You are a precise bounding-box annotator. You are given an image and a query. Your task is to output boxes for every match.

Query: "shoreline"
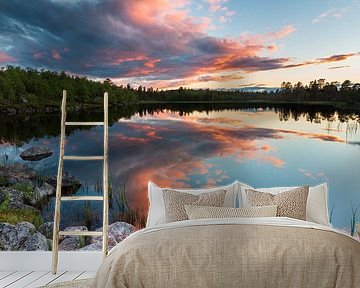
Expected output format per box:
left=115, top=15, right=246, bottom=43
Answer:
left=1, top=100, right=360, bottom=115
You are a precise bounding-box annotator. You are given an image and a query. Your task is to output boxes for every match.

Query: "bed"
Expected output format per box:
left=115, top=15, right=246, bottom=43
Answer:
left=92, top=182, right=360, bottom=288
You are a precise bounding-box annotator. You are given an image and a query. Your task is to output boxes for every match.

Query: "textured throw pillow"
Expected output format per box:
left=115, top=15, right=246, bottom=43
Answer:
left=146, top=181, right=239, bottom=228
left=162, top=189, right=226, bottom=223
left=245, top=186, right=309, bottom=220
left=184, top=205, right=278, bottom=220
left=237, top=182, right=331, bottom=226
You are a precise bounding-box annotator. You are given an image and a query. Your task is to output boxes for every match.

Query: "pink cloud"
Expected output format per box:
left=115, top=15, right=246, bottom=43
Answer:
left=51, top=49, right=61, bottom=60
left=266, top=25, right=296, bottom=39
left=0, top=51, right=15, bottom=63
left=33, top=52, right=44, bottom=59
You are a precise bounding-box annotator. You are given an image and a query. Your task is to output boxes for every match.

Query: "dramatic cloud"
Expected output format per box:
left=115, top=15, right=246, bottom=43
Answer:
left=313, top=7, right=349, bottom=23
left=284, top=52, right=360, bottom=68
left=0, top=0, right=357, bottom=88
left=0, top=0, right=297, bottom=87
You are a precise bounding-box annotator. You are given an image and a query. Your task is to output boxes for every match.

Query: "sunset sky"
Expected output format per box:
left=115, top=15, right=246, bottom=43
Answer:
left=0, top=0, right=359, bottom=89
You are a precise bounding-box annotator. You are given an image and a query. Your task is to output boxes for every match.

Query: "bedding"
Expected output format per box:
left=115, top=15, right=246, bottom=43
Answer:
left=238, top=182, right=330, bottom=226
left=245, top=186, right=309, bottom=220
left=146, top=181, right=239, bottom=227
left=162, top=189, right=226, bottom=222
left=184, top=205, right=278, bottom=219
left=93, top=218, right=360, bottom=288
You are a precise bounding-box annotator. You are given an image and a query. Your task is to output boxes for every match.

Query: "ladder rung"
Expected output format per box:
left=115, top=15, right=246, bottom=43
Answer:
left=61, top=196, right=104, bottom=201
left=65, top=122, right=104, bottom=126
left=59, top=231, right=103, bottom=237
left=63, top=156, right=104, bottom=160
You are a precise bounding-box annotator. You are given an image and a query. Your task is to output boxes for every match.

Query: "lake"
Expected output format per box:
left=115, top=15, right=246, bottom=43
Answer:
left=1, top=103, right=359, bottom=231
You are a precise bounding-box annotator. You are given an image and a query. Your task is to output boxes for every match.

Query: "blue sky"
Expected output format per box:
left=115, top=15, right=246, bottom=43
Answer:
left=0, top=0, right=359, bottom=89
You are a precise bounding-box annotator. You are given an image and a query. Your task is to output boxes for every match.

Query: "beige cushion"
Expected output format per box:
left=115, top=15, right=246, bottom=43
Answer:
left=146, top=181, right=239, bottom=228
left=245, top=186, right=309, bottom=220
left=162, top=189, right=226, bottom=223
left=184, top=205, right=278, bottom=219
left=238, top=182, right=330, bottom=226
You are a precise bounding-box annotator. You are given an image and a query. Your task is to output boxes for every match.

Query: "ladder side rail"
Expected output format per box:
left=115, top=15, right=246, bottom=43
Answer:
left=52, top=90, right=67, bottom=274
left=102, top=92, right=109, bottom=258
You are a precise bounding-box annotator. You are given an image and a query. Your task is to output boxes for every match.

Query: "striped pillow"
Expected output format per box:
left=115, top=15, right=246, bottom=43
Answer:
left=185, top=205, right=278, bottom=219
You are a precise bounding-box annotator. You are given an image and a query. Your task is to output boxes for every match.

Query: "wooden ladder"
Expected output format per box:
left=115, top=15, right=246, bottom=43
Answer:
left=52, top=90, right=109, bottom=274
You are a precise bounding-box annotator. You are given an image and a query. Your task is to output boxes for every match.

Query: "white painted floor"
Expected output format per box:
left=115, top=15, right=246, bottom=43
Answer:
left=0, top=270, right=96, bottom=288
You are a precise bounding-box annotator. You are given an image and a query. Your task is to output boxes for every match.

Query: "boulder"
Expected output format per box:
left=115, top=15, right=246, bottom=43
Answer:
left=0, top=222, right=19, bottom=250
left=85, top=222, right=135, bottom=251
left=29, top=182, right=55, bottom=205
left=20, top=146, right=53, bottom=161
left=0, top=222, right=35, bottom=250
left=20, top=232, right=49, bottom=251
left=38, top=222, right=54, bottom=239
left=58, top=225, right=88, bottom=251
left=46, top=172, right=81, bottom=194
left=16, top=222, right=36, bottom=245
left=58, top=236, right=83, bottom=251
left=108, top=222, right=135, bottom=242
left=63, top=225, right=88, bottom=234
left=0, top=163, right=36, bottom=184
left=8, top=200, right=40, bottom=212
left=79, top=242, right=103, bottom=251
left=0, top=187, right=39, bottom=212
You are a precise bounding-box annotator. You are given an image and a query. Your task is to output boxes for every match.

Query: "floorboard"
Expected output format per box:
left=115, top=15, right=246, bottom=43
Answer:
left=75, top=271, right=96, bottom=280
left=0, top=271, right=96, bottom=287
left=6, top=271, right=48, bottom=288
left=0, top=272, right=16, bottom=281
left=23, top=271, right=66, bottom=288
left=0, top=271, right=32, bottom=288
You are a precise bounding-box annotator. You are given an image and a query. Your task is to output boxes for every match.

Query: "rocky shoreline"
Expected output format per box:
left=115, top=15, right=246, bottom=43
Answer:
left=0, top=221, right=135, bottom=251
left=0, top=161, right=135, bottom=251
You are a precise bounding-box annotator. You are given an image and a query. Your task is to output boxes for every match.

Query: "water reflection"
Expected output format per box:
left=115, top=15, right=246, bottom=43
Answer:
left=0, top=103, right=359, bottom=230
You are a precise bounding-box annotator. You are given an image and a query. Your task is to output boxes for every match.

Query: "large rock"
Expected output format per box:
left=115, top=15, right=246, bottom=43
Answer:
left=29, top=182, right=55, bottom=205
left=58, top=236, right=83, bottom=251
left=63, top=225, right=88, bottom=234
left=0, top=187, right=39, bottom=212
left=84, top=222, right=135, bottom=251
left=58, top=225, right=88, bottom=251
left=0, top=223, right=19, bottom=250
left=16, top=222, right=36, bottom=245
left=20, top=146, right=53, bottom=161
left=20, top=232, right=49, bottom=251
left=0, top=222, right=35, bottom=250
left=79, top=242, right=103, bottom=251
left=38, top=222, right=54, bottom=239
left=0, top=163, right=36, bottom=184
left=46, top=172, right=81, bottom=194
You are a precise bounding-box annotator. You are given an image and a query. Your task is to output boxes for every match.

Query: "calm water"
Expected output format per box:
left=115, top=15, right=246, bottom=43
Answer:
left=1, top=103, right=359, bottom=230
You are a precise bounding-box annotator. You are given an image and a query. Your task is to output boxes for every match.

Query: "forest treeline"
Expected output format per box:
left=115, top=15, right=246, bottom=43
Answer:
left=0, top=66, right=359, bottom=108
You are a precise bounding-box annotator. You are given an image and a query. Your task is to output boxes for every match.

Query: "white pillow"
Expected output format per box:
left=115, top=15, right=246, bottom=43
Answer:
left=146, top=181, right=239, bottom=228
left=238, top=181, right=330, bottom=227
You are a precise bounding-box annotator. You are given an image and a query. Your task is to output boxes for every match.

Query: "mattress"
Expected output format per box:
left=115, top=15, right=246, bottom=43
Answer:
left=92, top=217, right=360, bottom=288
